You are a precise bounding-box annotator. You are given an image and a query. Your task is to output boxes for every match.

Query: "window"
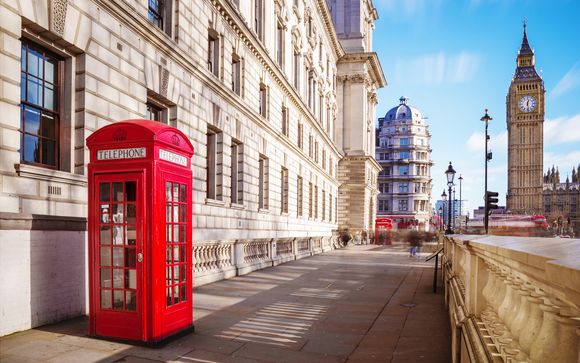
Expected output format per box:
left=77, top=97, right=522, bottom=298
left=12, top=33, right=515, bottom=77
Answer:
left=400, top=138, right=409, bottom=146
left=259, top=83, right=267, bottom=117
left=297, top=122, right=303, bottom=148
left=399, top=151, right=409, bottom=159
left=322, top=190, right=326, bottom=221
left=399, top=165, right=409, bottom=175
left=335, top=196, right=338, bottom=222
left=322, top=149, right=326, bottom=170
left=318, top=94, right=324, bottom=123
left=308, top=182, right=313, bottom=218
left=281, top=106, right=289, bottom=137
left=297, top=176, right=303, bottom=217
left=328, top=193, right=332, bottom=222
left=307, top=71, right=314, bottom=109
left=208, top=30, right=220, bottom=77
left=314, top=141, right=319, bottom=163
left=165, top=181, right=187, bottom=306
left=254, top=0, right=264, bottom=41
left=206, top=127, right=223, bottom=200
left=146, top=102, right=163, bottom=122
left=399, top=183, right=408, bottom=193
left=314, top=185, right=318, bottom=219
left=231, top=140, right=243, bottom=204
left=258, top=154, right=269, bottom=209
left=281, top=168, right=288, bottom=213
left=232, top=53, right=241, bottom=95
left=293, top=52, right=300, bottom=90
left=148, top=0, right=172, bottom=36
left=20, top=42, right=62, bottom=168
left=398, top=199, right=408, bottom=211
left=276, top=22, right=285, bottom=68
left=308, top=134, right=313, bottom=158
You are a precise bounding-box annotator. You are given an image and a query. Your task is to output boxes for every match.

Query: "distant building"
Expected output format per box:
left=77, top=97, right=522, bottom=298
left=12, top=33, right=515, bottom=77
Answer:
left=376, top=97, right=433, bottom=231
left=542, top=166, right=580, bottom=235
left=436, top=199, right=467, bottom=225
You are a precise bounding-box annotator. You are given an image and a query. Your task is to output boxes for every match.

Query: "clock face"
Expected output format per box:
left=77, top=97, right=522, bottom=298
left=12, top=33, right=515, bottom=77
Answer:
left=518, top=95, right=537, bottom=113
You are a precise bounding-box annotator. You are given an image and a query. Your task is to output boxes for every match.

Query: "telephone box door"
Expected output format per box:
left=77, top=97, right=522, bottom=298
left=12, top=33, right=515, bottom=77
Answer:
left=93, top=173, right=144, bottom=340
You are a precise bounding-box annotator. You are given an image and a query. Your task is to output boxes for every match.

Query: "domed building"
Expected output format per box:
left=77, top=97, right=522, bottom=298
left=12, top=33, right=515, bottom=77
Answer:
left=376, top=97, right=433, bottom=231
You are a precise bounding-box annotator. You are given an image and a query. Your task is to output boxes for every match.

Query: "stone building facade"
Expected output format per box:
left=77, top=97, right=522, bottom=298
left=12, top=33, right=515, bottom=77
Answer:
left=0, top=0, right=384, bottom=336
left=542, top=166, right=580, bottom=235
left=506, top=24, right=545, bottom=215
left=376, top=97, right=432, bottom=231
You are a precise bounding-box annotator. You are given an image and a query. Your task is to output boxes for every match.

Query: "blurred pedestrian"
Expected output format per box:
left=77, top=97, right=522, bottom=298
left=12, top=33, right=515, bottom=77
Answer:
left=408, top=230, right=422, bottom=258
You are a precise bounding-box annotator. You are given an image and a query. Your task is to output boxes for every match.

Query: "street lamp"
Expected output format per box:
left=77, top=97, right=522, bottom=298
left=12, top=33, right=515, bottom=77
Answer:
left=445, top=162, right=456, bottom=234
left=481, top=109, right=493, bottom=234
left=438, top=206, right=443, bottom=231
left=441, top=189, right=447, bottom=232
left=458, top=175, right=463, bottom=232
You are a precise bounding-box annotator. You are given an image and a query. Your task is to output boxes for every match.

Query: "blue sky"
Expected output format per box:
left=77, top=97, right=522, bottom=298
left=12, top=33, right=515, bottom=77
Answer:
left=373, top=0, right=580, bottom=216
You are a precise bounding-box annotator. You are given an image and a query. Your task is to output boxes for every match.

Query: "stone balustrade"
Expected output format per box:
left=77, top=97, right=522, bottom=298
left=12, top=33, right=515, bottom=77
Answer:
left=442, top=235, right=580, bottom=363
left=193, top=237, right=336, bottom=286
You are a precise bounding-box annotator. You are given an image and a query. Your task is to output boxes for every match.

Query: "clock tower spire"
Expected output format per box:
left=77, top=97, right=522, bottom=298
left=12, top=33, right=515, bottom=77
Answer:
left=506, top=22, right=545, bottom=215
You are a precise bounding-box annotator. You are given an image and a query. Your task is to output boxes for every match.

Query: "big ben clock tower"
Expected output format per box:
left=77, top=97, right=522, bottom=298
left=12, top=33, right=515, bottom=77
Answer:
left=506, top=22, right=545, bottom=215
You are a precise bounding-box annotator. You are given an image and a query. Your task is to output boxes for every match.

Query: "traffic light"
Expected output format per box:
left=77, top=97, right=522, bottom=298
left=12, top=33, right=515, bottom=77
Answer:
left=486, top=191, right=499, bottom=211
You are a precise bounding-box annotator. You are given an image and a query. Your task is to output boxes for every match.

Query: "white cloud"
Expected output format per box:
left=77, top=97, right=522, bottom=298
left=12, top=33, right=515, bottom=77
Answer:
left=544, top=150, right=580, bottom=177
left=551, top=63, right=580, bottom=99
left=466, top=130, right=507, bottom=154
left=395, top=52, right=480, bottom=85
left=544, top=114, right=580, bottom=145
left=380, top=0, right=443, bottom=18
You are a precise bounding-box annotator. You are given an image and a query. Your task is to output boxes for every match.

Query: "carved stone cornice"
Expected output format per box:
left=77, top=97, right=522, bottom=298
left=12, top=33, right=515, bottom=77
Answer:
left=338, top=52, right=387, bottom=87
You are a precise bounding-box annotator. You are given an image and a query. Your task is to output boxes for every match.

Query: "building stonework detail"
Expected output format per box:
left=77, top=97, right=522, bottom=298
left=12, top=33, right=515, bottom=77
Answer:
left=0, top=0, right=385, bottom=335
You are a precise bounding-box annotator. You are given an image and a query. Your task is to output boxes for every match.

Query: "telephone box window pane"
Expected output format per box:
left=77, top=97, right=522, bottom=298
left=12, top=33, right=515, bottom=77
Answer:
left=125, top=270, right=136, bottom=289
left=173, top=184, right=179, bottom=200
left=100, top=247, right=111, bottom=266
left=126, top=181, right=136, bottom=201
left=166, top=246, right=172, bottom=263
left=173, top=286, right=180, bottom=303
left=180, top=285, right=186, bottom=301
left=126, top=204, right=136, bottom=225
left=173, top=225, right=180, bottom=242
left=125, top=248, right=136, bottom=268
left=179, top=184, right=186, bottom=202
left=113, top=182, right=123, bottom=202
left=166, top=225, right=171, bottom=242
left=113, top=290, right=124, bottom=310
left=166, top=287, right=172, bottom=306
left=166, top=182, right=172, bottom=200
left=173, top=246, right=180, bottom=262
left=179, top=225, right=186, bottom=243
left=180, top=245, right=186, bottom=262
left=23, top=135, right=39, bottom=163
left=112, top=225, right=123, bottom=245
left=101, top=204, right=111, bottom=223
left=172, top=205, right=179, bottom=223
left=125, top=291, right=136, bottom=311
left=112, top=248, right=123, bottom=267
left=100, top=268, right=111, bottom=288
left=101, top=290, right=112, bottom=309
left=100, top=226, right=111, bottom=244
left=180, top=264, right=186, bottom=282
left=113, top=269, right=124, bottom=288
left=100, top=183, right=110, bottom=202
left=179, top=205, right=186, bottom=222
left=127, top=225, right=136, bottom=245
left=113, top=204, right=124, bottom=223
left=173, top=266, right=180, bottom=284
left=166, top=204, right=172, bottom=222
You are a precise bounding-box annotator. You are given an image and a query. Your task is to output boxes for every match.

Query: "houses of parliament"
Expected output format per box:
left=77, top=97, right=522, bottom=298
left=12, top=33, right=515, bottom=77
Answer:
left=506, top=23, right=579, bottom=235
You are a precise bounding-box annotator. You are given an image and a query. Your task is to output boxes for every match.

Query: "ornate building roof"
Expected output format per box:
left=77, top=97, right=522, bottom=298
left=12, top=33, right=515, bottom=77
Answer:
left=384, top=97, right=423, bottom=122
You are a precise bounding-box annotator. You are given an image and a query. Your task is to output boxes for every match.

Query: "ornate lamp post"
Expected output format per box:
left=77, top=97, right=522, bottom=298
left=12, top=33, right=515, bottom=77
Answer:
left=458, top=175, right=463, bottom=231
left=445, top=162, right=456, bottom=234
left=481, top=109, right=493, bottom=234
left=441, top=190, right=447, bottom=232
left=438, top=206, right=443, bottom=231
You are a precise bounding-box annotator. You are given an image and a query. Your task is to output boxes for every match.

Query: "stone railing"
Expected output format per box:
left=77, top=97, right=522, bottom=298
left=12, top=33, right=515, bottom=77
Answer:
left=442, top=235, right=580, bottom=363
left=193, top=237, right=335, bottom=286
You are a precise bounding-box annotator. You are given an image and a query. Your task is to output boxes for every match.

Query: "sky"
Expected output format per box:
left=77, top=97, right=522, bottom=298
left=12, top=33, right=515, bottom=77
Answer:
left=372, top=0, right=580, bottom=217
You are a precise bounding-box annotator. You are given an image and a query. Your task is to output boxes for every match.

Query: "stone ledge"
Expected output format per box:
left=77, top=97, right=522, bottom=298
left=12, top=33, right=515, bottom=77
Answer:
left=0, top=212, right=87, bottom=231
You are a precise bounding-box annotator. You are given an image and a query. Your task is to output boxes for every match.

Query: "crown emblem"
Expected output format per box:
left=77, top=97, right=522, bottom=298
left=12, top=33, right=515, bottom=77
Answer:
left=171, top=134, right=180, bottom=146
left=113, top=129, right=127, bottom=141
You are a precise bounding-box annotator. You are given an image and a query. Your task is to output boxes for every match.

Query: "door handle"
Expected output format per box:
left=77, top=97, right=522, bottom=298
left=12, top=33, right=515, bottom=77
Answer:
left=137, top=253, right=143, bottom=263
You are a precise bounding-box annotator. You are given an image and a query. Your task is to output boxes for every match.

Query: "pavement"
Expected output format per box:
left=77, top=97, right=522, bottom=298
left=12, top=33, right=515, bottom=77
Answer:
left=0, top=244, right=451, bottom=363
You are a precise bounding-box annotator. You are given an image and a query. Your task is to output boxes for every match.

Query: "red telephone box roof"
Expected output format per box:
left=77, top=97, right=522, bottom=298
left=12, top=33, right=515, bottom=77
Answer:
left=87, top=120, right=194, bottom=156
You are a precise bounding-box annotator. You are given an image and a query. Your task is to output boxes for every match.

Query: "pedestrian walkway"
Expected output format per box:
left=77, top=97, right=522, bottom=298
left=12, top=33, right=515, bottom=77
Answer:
left=0, top=245, right=451, bottom=363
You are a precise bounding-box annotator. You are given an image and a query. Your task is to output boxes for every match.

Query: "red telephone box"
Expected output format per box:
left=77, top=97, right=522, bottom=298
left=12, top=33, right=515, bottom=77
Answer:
left=87, top=120, right=194, bottom=344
